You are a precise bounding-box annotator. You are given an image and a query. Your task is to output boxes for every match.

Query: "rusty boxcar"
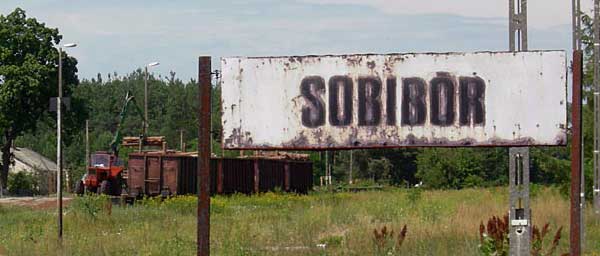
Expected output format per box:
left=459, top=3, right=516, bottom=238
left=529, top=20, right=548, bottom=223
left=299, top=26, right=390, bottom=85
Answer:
left=125, top=151, right=313, bottom=197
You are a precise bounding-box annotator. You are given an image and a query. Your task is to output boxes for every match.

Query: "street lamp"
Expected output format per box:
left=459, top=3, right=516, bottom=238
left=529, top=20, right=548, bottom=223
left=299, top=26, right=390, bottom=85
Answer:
left=57, top=42, right=76, bottom=241
left=144, top=61, right=159, bottom=134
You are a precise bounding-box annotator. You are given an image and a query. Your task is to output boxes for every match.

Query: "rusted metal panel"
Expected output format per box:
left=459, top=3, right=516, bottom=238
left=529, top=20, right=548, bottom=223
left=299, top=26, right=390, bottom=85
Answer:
left=126, top=152, right=313, bottom=195
left=258, top=160, right=285, bottom=192
left=147, top=156, right=161, bottom=194
left=253, top=159, right=260, bottom=193
left=127, top=156, right=145, bottom=195
left=284, top=163, right=291, bottom=191
left=221, top=51, right=567, bottom=149
left=288, top=161, right=313, bottom=194
left=217, top=160, right=223, bottom=194
left=221, top=158, right=255, bottom=194
left=162, top=157, right=179, bottom=194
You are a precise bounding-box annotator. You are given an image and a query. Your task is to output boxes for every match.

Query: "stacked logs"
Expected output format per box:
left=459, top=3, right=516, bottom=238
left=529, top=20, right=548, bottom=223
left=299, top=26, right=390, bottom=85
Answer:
left=122, top=136, right=165, bottom=147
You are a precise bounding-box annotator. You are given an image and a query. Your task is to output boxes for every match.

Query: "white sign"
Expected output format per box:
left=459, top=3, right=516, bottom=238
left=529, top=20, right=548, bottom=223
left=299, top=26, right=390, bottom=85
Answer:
left=221, top=51, right=567, bottom=149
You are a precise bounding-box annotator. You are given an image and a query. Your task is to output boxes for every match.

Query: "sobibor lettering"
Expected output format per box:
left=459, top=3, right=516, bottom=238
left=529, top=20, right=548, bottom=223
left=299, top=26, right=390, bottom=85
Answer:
left=300, top=73, right=485, bottom=128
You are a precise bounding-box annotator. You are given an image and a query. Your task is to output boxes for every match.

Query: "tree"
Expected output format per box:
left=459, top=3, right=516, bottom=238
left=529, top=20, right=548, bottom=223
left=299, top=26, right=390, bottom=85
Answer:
left=367, top=157, right=392, bottom=183
left=0, top=8, right=79, bottom=192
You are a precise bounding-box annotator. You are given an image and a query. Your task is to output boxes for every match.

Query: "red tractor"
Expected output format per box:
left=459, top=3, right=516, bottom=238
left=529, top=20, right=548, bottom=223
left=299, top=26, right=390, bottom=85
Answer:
left=77, top=152, right=125, bottom=195
left=75, top=91, right=145, bottom=196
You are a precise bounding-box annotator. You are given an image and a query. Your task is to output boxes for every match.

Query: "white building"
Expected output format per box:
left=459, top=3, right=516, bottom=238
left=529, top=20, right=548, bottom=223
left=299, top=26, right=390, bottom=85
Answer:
left=1, top=147, right=57, bottom=195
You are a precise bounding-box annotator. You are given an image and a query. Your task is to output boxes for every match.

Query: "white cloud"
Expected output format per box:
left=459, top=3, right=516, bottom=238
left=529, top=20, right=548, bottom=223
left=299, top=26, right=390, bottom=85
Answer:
left=299, top=0, right=593, bottom=29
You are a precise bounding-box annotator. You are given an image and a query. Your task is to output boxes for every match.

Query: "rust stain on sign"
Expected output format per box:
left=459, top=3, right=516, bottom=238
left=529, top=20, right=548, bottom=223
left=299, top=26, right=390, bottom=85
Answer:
left=221, top=51, right=567, bottom=150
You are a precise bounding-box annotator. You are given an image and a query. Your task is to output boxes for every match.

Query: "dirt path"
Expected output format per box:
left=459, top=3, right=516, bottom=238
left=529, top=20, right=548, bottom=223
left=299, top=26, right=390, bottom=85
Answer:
left=0, top=196, right=72, bottom=210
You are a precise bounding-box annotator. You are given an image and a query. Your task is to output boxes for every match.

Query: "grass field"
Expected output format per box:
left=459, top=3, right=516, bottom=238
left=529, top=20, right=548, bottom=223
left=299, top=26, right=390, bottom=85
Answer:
left=0, top=187, right=599, bottom=255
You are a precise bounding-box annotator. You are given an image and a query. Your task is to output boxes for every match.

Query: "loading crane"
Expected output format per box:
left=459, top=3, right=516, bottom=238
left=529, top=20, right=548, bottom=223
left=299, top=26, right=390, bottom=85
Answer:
left=75, top=91, right=146, bottom=195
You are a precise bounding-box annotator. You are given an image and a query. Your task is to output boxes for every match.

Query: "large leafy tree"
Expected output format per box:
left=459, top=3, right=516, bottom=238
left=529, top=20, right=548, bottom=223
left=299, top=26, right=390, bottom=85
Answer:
left=0, top=8, right=78, bottom=191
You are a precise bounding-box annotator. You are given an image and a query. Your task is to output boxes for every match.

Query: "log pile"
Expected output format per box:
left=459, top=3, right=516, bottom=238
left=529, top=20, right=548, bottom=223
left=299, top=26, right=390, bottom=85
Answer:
left=122, top=136, right=165, bottom=147
left=245, top=151, right=310, bottom=161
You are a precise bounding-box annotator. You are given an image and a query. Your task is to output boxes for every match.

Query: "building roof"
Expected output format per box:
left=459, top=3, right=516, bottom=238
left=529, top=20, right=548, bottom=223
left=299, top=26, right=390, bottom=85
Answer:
left=1, top=147, right=57, bottom=172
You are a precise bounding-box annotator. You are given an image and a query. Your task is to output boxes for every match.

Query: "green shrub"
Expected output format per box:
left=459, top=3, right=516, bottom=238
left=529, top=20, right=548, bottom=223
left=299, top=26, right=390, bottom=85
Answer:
left=7, top=172, right=38, bottom=196
left=406, top=188, right=422, bottom=205
left=70, top=194, right=111, bottom=218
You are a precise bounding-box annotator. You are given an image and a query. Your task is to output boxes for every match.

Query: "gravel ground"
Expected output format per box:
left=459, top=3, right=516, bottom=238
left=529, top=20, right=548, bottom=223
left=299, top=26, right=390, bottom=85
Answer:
left=0, top=196, right=72, bottom=209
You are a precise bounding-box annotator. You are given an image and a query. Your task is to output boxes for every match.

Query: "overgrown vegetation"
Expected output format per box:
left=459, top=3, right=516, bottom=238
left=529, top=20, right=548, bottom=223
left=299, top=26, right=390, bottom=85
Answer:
left=372, top=225, right=407, bottom=255
left=0, top=187, right=599, bottom=255
left=7, top=172, right=37, bottom=196
left=478, top=214, right=566, bottom=256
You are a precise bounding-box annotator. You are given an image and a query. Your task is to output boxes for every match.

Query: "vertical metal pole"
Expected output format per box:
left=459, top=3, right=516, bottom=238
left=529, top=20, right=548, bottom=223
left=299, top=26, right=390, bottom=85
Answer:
left=325, top=151, right=328, bottom=186
left=509, top=0, right=527, bottom=52
left=197, top=56, right=211, bottom=256
left=573, top=0, right=582, bottom=51
left=571, top=1, right=584, bottom=254
left=571, top=50, right=583, bottom=256
left=509, top=0, right=515, bottom=51
left=575, top=0, right=585, bottom=249
left=180, top=129, right=184, bottom=151
left=520, top=0, right=527, bottom=51
left=349, top=150, right=353, bottom=184
left=85, top=120, right=89, bottom=169
left=509, top=148, right=531, bottom=255
left=593, top=0, right=600, bottom=216
left=144, top=66, right=149, bottom=135
left=57, top=48, right=63, bottom=241
left=508, top=1, right=531, bottom=255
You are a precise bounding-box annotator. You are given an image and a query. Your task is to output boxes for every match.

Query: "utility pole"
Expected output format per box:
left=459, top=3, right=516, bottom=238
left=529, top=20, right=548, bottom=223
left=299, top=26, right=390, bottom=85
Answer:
left=508, top=1, right=530, bottom=255
left=593, top=0, right=600, bottom=216
left=57, top=46, right=62, bottom=241
left=56, top=43, right=76, bottom=241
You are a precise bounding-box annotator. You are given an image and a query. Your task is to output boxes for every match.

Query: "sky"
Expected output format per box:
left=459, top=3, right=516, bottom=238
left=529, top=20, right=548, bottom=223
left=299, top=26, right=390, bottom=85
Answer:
left=0, top=0, right=590, bottom=82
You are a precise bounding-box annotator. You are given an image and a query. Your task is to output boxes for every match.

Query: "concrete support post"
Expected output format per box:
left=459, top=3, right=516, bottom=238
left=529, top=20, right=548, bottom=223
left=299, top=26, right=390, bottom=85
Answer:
left=509, top=147, right=531, bottom=256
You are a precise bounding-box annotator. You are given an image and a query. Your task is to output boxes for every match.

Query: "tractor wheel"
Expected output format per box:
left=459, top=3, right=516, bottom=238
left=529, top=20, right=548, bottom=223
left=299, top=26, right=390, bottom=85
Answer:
left=84, top=185, right=96, bottom=194
left=112, top=174, right=124, bottom=195
left=99, top=180, right=111, bottom=195
left=75, top=180, right=84, bottom=196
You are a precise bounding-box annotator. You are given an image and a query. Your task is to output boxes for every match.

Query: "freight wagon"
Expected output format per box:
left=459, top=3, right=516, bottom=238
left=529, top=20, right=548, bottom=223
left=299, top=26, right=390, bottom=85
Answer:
left=125, top=151, right=313, bottom=197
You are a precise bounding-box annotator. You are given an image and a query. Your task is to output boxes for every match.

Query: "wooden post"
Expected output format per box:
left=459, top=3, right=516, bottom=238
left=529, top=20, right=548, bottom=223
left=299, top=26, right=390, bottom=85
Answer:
left=197, top=56, right=211, bottom=256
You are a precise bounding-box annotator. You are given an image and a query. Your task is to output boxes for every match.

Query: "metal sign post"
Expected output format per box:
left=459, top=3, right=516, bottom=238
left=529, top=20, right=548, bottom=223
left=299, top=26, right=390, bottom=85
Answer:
left=57, top=48, right=64, bottom=242
left=571, top=50, right=584, bottom=256
left=508, top=147, right=530, bottom=255
left=571, top=0, right=584, bottom=255
left=509, top=0, right=527, bottom=52
left=508, top=1, right=531, bottom=254
left=197, top=56, right=211, bottom=256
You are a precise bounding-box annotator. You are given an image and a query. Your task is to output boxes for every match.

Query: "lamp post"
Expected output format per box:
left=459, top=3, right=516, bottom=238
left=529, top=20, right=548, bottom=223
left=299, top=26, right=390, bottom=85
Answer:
left=57, top=42, right=76, bottom=241
left=144, top=62, right=159, bottom=134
